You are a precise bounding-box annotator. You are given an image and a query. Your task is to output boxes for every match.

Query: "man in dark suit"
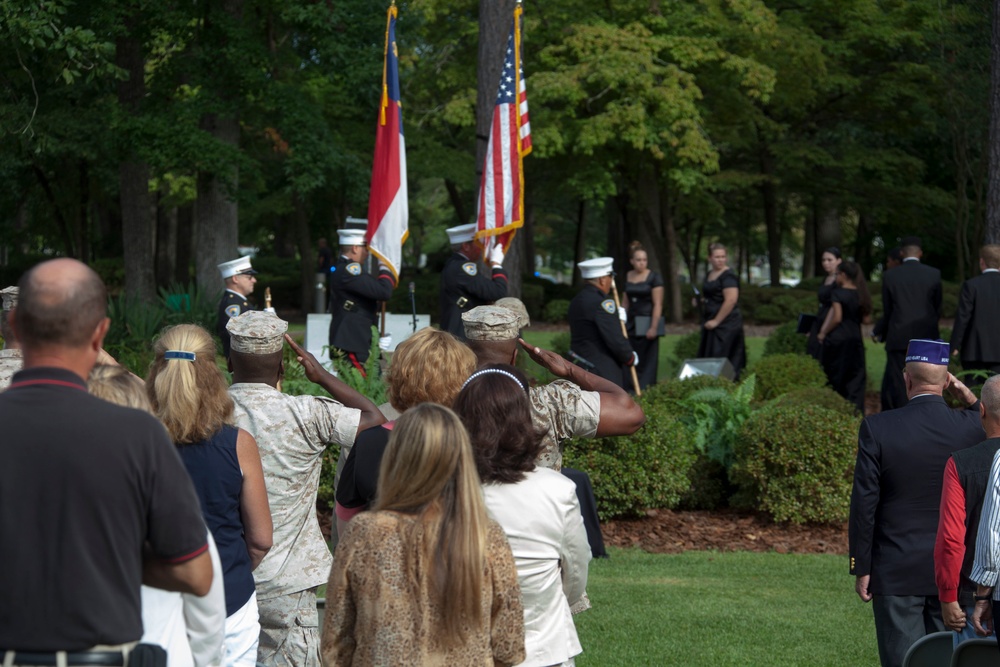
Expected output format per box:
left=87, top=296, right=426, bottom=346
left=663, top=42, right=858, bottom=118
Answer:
left=951, top=245, right=1000, bottom=386
left=216, top=255, right=257, bottom=358
left=879, top=237, right=942, bottom=411
left=438, top=222, right=508, bottom=339
left=327, top=227, right=396, bottom=374
left=872, top=246, right=901, bottom=344
left=568, top=257, right=638, bottom=389
left=850, top=339, right=982, bottom=667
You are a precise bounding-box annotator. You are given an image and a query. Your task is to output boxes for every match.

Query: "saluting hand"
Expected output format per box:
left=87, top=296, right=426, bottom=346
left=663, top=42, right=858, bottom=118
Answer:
left=284, top=334, right=326, bottom=384
left=518, top=338, right=573, bottom=378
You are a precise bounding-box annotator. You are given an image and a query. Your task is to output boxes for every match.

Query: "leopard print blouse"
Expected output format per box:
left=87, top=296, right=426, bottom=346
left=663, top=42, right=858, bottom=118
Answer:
left=321, top=511, right=526, bottom=666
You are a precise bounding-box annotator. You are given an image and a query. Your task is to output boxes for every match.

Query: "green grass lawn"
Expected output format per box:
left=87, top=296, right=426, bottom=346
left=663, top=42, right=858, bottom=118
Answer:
left=575, top=548, right=877, bottom=666
left=521, top=329, right=889, bottom=390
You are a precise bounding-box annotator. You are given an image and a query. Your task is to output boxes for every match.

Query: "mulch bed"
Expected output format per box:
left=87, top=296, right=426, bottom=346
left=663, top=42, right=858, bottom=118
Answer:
left=601, top=508, right=848, bottom=555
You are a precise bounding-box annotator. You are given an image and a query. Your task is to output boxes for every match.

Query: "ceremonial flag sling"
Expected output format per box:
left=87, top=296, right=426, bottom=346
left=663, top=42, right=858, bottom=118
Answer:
left=475, top=3, right=531, bottom=253
left=366, top=4, right=408, bottom=282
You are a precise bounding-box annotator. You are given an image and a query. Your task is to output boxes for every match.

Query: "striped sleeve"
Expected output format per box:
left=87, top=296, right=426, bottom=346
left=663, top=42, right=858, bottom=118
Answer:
left=970, top=449, right=1000, bottom=594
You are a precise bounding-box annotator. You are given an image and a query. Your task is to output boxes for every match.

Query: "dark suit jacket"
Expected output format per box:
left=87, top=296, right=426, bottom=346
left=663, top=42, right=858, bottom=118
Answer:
left=438, top=253, right=508, bottom=339
left=328, top=256, right=395, bottom=361
left=849, top=395, right=983, bottom=595
left=951, top=271, right=1000, bottom=364
left=881, top=259, right=942, bottom=351
left=568, top=284, right=635, bottom=388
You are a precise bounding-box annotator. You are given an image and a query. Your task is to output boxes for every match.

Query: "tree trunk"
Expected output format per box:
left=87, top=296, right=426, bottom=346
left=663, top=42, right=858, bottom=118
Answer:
left=156, top=195, right=178, bottom=287
left=659, top=183, right=683, bottom=323
left=117, top=32, right=156, bottom=301
left=444, top=178, right=468, bottom=225
left=175, top=203, right=194, bottom=284
left=802, top=196, right=816, bottom=278
left=572, top=199, right=587, bottom=289
left=758, top=144, right=781, bottom=286
left=193, top=114, right=240, bottom=292
left=523, top=198, right=536, bottom=278
left=816, top=203, right=840, bottom=262
left=987, top=0, right=1000, bottom=243
left=507, top=231, right=523, bottom=298
left=294, top=195, right=314, bottom=315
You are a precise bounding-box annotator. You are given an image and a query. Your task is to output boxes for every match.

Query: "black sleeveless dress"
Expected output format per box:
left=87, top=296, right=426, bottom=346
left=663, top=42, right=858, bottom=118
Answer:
left=807, top=280, right=836, bottom=360
left=625, top=271, right=663, bottom=389
left=697, top=269, right=746, bottom=380
left=820, top=287, right=866, bottom=413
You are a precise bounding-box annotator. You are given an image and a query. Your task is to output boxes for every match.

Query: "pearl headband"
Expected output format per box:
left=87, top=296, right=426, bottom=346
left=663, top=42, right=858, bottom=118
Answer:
left=461, top=368, right=525, bottom=392
left=164, top=350, right=196, bottom=362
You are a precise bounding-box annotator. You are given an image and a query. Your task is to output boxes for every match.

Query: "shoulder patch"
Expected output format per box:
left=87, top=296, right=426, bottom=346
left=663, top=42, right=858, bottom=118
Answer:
left=225, top=304, right=241, bottom=318
left=462, top=262, right=478, bottom=276
left=601, top=299, right=616, bottom=314
left=346, top=262, right=362, bottom=276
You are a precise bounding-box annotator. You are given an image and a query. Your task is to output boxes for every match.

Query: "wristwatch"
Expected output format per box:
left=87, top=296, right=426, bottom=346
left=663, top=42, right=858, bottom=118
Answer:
left=975, top=592, right=993, bottom=602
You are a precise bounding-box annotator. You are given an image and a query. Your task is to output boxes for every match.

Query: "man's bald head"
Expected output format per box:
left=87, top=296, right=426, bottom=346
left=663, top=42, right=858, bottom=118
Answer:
left=903, top=361, right=948, bottom=394
left=15, top=259, right=107, bottom=350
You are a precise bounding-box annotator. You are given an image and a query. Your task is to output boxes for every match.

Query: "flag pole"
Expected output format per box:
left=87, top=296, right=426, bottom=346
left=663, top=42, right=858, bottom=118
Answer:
left=611, top=276, right=641, bottom=396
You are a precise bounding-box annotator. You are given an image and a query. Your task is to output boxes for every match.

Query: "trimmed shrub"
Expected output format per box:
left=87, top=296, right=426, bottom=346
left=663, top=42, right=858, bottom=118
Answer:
left=740, top=286, right=816, bottom=323
left=763, top=321, right=808, bottom=357
left=730, top=403, right=858, bottom=524
left=564, top=404, right=697, bottom=520
left=664, top=331, right=702, bottom=377
left=751, top=353, right=827, bottom=400
left=641, top=374, right=735, bottom=404
left=543, top=298, right=571, bottom=323
left=678, top=457, right=730, bottom=510
left=771, top=387, right=857, bottom=417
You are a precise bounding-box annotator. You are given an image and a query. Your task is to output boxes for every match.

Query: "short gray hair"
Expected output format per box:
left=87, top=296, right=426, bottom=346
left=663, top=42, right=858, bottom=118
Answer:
left=981, top=375, right=1000, bottom=418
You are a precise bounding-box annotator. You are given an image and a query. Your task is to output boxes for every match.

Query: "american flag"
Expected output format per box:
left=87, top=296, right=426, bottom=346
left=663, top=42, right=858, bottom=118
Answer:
left=476, top=5, right=531, bottom=253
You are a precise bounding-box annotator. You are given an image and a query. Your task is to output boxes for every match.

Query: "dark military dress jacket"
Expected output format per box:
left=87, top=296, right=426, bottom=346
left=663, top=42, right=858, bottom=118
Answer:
left=217, top=290, right=253, bottom=358
left=568, top=284, right=635, bottom=389
left=328, top=256, right=395, bottom=362
left=438, top=252, right=508, bottom=339
left=848, top=395, right=983, bottom=595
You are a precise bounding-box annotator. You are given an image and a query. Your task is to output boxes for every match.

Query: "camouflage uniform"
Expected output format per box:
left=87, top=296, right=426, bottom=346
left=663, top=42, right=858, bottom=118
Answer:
left=229, top=383, right=360, bottom=667
left=0, top=349, right=23, bottom=390
left=529, top=380, right=601, bottom=471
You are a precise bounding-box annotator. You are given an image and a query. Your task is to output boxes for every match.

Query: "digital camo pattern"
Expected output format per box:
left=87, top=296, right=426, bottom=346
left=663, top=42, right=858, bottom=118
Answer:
left=529, top=380, right=601, bottom=471
left=0, top=349, right=23, bottom=390
left=229, top=383, right=360, bottom=599
left=322, top=513, right=525, bottom=667
left=257, top=588, right=321, bottom=667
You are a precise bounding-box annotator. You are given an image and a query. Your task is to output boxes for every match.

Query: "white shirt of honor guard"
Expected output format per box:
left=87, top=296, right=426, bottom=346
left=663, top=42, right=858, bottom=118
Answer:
left=601, top=299, right=616, bottom=314
left=347, top=262, right=362, bottom=276
left=462, top=262, right=478, bottom=276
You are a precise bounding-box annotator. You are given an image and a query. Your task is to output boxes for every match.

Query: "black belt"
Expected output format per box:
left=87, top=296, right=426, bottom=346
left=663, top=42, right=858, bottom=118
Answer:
left=0, top=652, right=124, bottom=666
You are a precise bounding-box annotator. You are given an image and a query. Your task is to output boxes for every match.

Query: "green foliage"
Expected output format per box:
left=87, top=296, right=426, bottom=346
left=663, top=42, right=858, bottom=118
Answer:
left=327, top=328, right=387, bottom=407
left=751, top=353, right=827, bottom=401
left=159, top=282, right=219, bottom=332
left=542, top=299, right=571, bottom=323
left=563, top=405, right=697, bottom=521
left=103, top=293, right=165, bottom=374
left=762, top=321, right=808, bottom=357
left=740, top=287, right=816, bottom=325
left=642, top=374, right=735, bottom=404
left=549, top=331, right=571, bottom=357
left=730, top=404, right=859, bottom=524
left=771, top=387, right=858, bottom=417
left=681, top=375, right=756, bottom=468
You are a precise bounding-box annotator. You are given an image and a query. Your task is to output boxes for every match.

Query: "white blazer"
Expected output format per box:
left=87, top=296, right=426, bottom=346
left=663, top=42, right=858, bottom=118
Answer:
left=482, top=468, right=591, bottom=667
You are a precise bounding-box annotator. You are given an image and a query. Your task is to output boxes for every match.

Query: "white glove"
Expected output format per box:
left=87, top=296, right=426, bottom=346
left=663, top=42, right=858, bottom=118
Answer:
left=379, top=335, right=393, bottom=351
left=618, top=307, right=627, bottom=323
left=629, top=351, right=639, bottom=367
left=489, top=243, right=505, bottom=266
left=264, top=307, right=276, bottom=314
left=378, top=261, right=390, bottom=274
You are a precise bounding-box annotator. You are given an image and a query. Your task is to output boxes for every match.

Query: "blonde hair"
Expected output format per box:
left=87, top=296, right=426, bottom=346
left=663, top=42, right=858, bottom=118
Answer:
left=88, top=365, right=154, bottom=414
left=374, top=403, right=488, bottom=647
left=981, top=245, right=1000, bottom=270
left=385, top=327, right=477, bottom=412
left=147, top=324, right=233, bottom=443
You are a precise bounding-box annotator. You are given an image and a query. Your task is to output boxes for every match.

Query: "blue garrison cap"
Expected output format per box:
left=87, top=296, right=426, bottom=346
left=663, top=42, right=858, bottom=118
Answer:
left=905, top=339, right=949, bottom=365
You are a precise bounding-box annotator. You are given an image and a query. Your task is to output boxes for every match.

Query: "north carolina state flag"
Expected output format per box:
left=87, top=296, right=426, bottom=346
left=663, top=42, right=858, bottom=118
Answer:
left=366, top=5, right=408, bottom=281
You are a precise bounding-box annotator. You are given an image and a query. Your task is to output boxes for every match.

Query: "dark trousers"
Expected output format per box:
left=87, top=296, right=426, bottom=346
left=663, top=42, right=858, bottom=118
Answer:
left=881, top=349, right=908, bottom=412
left=560, top=467, right=607, bottom=558
left=872, top=594, right=944, bottom=667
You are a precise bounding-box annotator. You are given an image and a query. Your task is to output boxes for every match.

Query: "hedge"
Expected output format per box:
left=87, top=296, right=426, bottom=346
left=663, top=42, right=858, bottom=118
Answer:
left=730, top=403, right=859, bottom=524
left=751, top=353, right=827, bottom=401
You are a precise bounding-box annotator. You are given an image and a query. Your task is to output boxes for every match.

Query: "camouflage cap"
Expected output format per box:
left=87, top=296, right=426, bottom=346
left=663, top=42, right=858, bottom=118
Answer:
left=226, top=310, right=288, bottom=354
left=462, top=305, right=519, bottom=341
left=496, top=297, right=530, bottom=328
left=0, top=287, right=17, bottom=312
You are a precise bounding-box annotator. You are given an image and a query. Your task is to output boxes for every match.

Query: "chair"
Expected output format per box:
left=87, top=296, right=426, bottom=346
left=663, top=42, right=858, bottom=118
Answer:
left=950, top=638, right=1000, bottom=667
left=902, top=631, right=954, bottom=667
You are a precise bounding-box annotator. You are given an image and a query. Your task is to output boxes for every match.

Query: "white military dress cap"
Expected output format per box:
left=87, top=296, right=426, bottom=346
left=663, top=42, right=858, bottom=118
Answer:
left=446, top=223, right=478, bottom=245
left=577, top=257, right=615, bottom=279
left=217, top=256, right=257, bottom=279
left=0, top=287, right=17, bottom=312
left=337, top=229, right=367, bottom=246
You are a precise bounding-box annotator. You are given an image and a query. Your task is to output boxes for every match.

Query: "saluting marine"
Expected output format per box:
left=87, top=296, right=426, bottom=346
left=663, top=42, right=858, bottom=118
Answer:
left=327, top=228, right=396, bottom=374
left=568, top=257, right=638, bottom=389
left=438, top=222, right=508, bottom=339
left=216, top=256, right=257, bottom=358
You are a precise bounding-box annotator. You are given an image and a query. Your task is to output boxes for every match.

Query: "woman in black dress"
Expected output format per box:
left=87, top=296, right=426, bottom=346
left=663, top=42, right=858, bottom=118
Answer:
left=697, top=243, right=746, bottom=379
left=817, top=261, right=871, bottom=413
left=623, top=241, right=664, bottom=389
left=807, top=247, right=842, bottom=359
